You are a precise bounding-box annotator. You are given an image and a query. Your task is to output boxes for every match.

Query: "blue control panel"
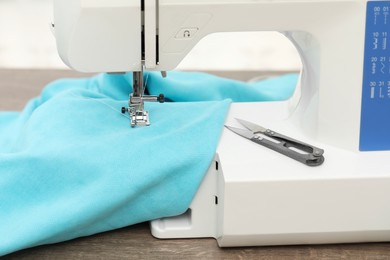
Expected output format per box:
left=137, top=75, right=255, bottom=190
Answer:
left=360, top=1, right=390, bottom=151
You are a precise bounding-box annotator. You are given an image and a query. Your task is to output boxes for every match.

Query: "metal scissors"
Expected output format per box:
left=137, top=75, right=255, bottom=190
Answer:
left=225, top=118, right=325, bottom=167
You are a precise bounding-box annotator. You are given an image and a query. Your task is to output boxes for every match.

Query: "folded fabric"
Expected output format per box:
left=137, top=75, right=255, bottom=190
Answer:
left=0, top=71, right=298, bottom=255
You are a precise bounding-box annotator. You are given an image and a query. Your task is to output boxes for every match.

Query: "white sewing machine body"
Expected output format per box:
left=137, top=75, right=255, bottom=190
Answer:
left=152, top=103, right=390, bottom=246
left=53, top=0, right=390, bottom=246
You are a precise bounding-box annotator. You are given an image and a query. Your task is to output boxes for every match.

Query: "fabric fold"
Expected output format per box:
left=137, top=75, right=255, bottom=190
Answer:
left=0, top=72, right=298, bottom=255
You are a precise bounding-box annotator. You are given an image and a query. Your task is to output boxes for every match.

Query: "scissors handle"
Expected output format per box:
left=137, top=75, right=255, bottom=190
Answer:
left=251, top=130, right=325, bottom=166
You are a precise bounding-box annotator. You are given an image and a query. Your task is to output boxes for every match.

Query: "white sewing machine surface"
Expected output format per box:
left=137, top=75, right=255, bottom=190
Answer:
left=53, top=0, right=390, bottom=247
left=152, top=101, right=390, bottom=247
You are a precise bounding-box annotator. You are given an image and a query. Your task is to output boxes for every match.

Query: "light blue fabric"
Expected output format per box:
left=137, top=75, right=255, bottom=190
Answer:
left=0, top=72, right=298, bottom=255
left=146, top=72, right=298, bottom=102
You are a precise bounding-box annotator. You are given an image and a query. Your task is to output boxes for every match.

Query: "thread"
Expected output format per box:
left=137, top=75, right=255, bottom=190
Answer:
left=68, top=91, right=131, bottom=120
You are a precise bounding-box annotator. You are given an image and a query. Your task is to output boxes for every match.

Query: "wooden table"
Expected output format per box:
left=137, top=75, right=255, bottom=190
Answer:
left=1, top=69, right=389, bottom=259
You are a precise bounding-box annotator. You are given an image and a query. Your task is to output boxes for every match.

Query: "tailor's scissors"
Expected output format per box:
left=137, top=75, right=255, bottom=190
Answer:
left=225, top=118, right=325, bottom=167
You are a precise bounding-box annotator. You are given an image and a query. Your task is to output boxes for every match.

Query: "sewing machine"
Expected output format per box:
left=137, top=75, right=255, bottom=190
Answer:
left=53, top=0, right=390, bottom=246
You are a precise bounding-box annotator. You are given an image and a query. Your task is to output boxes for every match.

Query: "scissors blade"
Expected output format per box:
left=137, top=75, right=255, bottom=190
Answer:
left=235, top=118, right=267, bottom=134
left=225, top=125, right=254, bottom=139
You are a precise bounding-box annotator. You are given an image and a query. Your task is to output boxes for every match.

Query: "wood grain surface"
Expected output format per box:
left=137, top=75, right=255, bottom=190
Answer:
left=1, top=69, right=390, bottom=259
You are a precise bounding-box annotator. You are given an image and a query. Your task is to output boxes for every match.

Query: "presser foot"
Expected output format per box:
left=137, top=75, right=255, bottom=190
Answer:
left=121, top=70, right=165, bottom=127
left=121, top=106, right=151, bottom=127
left=130, top=109, right=150, bottom=127
left=121, top=93, right=165, bottom=127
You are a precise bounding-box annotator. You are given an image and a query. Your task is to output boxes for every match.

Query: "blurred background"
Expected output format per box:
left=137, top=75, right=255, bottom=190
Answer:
left=0, top=0, right=301, bottom=72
